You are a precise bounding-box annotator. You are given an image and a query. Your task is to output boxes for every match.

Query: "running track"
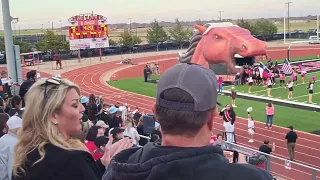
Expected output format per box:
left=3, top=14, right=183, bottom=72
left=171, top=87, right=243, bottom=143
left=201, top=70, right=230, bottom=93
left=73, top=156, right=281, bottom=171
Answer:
left=58, top=46, right=320, bottom=180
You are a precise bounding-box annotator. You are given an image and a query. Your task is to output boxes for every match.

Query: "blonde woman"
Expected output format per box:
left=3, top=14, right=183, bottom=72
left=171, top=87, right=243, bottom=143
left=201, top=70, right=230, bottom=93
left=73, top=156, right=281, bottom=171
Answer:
left=123, top=117, right=140, bottom=147
left=12, top=77, right=132, bottom=180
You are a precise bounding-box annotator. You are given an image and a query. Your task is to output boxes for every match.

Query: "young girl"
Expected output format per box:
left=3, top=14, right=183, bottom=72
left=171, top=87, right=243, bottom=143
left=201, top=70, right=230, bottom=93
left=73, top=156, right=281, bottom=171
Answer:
left=287, top=80, right=294, bottom=99
left=308, top=81, right=314, bottom=103
left=301, top=68, right=307, bottom=84
left=267, top=77, right=273, bottom=97
left=231, top=87, right=237, bottom=107
left=248, top=114, right=255, bottom=143
left=279, top=72, right=286, bottom=87
left=248, top=75, right=253, bottom=93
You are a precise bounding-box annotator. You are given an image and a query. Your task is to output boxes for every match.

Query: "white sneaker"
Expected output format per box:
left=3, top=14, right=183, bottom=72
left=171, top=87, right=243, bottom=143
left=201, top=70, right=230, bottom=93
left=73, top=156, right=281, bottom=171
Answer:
left=233, top=105, right=237, bottom=107
left=248, top=139, right=254, bottom=143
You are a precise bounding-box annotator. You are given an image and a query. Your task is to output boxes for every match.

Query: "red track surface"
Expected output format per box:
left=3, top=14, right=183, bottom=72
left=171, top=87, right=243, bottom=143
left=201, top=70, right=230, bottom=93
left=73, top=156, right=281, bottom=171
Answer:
left=59, top=48, right=320, bottom=180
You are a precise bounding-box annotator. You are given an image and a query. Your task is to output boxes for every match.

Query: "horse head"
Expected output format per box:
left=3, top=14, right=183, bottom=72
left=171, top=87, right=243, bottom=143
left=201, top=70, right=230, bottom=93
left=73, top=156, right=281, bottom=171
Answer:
left=186, top=24, right=267, bottom=74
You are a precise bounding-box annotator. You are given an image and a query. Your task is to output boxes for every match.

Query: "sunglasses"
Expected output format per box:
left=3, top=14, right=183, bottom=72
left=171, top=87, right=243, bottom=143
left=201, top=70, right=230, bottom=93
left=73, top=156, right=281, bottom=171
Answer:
left=42, top=77, right=63, bottom=103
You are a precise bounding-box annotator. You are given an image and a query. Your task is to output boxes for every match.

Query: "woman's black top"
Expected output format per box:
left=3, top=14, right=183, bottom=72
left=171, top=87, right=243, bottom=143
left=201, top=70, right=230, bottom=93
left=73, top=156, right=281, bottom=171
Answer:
left=12, top=143, right=105, bottom=180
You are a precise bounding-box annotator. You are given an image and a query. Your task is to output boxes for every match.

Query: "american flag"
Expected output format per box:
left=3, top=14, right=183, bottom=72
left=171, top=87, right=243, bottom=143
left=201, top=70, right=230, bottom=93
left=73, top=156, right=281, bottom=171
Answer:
left=259, top=63, right=270, bottom=79
left=281, top=59, right=293, bottom=74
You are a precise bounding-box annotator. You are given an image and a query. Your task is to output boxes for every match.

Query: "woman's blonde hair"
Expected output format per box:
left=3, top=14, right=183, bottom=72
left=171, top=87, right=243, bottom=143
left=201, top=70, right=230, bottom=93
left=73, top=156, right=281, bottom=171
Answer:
left=13, top=78, right=86, bottom=176
left=124, top=116, right=133, bottom=132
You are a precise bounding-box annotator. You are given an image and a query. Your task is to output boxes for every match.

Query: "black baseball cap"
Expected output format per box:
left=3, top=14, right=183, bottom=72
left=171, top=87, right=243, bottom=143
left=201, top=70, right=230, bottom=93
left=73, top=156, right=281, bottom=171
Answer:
left=94, top=136, right=109, bottom=148
left=109, top=127, right=125, bottom=136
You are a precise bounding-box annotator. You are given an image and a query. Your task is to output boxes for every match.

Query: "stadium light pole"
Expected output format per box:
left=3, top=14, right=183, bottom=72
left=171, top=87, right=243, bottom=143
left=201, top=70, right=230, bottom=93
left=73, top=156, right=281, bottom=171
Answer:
left=218, top=11, right=223, bottom=21
left=317, top=14, right=319, bottom=41
left=285, top=1, right=292, bottom=39
left=1, top=0, right=19, bottom=82
left=283, top=11, right=286, bottom=44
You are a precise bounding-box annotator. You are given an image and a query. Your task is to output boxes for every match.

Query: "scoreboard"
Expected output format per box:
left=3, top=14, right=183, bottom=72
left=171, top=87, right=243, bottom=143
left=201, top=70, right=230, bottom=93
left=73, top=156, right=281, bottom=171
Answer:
left=68, top=13, right=109, bottom=50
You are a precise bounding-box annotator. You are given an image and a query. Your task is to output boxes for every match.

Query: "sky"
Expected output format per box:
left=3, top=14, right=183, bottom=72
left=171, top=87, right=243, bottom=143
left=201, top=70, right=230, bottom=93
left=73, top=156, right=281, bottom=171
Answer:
left=0, top=0, right=319, bottom=29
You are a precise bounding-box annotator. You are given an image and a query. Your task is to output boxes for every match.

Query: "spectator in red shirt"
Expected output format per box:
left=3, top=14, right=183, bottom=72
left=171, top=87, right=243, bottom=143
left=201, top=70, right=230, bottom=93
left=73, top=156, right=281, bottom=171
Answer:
left=84, top=126, right=105, bottom=160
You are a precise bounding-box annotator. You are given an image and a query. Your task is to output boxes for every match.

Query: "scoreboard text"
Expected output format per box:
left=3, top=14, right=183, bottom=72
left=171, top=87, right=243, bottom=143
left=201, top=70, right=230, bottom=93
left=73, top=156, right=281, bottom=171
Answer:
left=69, top=24, right=108, bottom=40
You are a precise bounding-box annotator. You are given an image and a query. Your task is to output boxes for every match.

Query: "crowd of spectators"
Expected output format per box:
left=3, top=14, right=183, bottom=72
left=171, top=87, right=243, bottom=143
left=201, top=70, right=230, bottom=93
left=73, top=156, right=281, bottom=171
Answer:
left=0, top=65, right=277, bottom=180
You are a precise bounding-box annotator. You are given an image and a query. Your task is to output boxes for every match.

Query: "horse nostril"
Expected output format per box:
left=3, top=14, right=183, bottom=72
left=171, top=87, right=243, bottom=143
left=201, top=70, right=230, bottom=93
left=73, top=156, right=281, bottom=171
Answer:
left=242, top=45, right=247, bottom=50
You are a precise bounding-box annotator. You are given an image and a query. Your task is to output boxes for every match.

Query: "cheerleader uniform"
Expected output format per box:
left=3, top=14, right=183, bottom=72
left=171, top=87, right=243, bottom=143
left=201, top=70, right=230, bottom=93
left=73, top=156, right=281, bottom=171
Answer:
left=292, top=72, right=297, bottom=83
left=248, top=76, right=253, bottom=86
left=287, top=82, right=294, bottom=92
left=280, top=74, right=285, bottom=86
left=219, top=108, right=236, bottom=143
left=301, top=70, right=307, bottom=78
left=309, top=83, right=314, bottom=94
left=267, top=79, right=273, bottom=88
left=248, top=119, right=254, bottom=135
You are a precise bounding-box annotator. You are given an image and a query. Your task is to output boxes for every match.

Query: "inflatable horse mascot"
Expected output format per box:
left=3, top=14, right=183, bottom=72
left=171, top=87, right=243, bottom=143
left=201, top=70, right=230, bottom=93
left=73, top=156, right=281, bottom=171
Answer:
left=179, top=23, right=267, bottom=74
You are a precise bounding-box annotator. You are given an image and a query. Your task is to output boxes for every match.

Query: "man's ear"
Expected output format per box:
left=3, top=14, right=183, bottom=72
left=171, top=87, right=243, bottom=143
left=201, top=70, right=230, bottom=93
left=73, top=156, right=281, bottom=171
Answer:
left=207, top=107, right=218, bottom=131
left=152, top=103, right=156, bottom=115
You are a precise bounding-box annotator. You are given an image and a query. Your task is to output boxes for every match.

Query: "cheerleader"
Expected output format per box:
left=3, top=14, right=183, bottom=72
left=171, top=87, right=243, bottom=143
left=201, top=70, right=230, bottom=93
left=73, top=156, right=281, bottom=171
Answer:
left=308, top=81, right=314, bottom=103
left=231, top=87, right=237, bottom=107
left=248, top=75, right=254, bottom=93
left=219, top=104, right=236, bottom=143
left=292, top=69, right=298, bottom=85
left=287, top=80, right=294, bottom=99
left=301, top=68, right=307, bottom=84
left=267, top=77, right=273, bottom=97
left=279, top=72, right=286, bottom=87
left=248, top=114, right=255, bottom=143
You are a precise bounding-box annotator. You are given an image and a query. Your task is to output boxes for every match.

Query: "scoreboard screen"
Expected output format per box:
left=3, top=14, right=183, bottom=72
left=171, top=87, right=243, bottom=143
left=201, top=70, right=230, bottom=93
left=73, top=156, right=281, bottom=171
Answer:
left=68, top=13, right=109, bottom=50
left=68, top=23, right=108, bottom=40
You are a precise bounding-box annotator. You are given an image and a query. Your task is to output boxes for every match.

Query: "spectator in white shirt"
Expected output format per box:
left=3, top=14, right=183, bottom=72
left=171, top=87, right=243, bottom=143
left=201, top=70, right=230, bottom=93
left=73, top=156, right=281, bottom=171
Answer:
left=123, top=118, right=140, bottom=147
left=0, top=115, right=22, bottom=180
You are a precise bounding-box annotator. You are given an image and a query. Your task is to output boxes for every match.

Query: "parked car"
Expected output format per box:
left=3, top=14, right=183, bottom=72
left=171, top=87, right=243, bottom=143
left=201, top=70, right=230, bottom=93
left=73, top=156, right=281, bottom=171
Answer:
left=309, top=36, right=320, bottom=44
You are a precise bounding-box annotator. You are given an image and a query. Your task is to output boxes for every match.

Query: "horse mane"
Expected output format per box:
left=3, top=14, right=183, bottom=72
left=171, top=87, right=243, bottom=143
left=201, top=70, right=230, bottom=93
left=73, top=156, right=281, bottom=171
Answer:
left=178, top=30, right=202, bottom=63
left=178, top=24, right=211, bottom=63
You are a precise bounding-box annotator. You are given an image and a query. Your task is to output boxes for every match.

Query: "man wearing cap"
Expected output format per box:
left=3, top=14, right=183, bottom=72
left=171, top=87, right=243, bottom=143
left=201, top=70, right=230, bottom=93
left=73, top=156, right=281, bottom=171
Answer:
left=106, top=106, right=122, bottom=129
left=109, top=127, right=125, bottom=144
left=103, top=63, right=272, bottom=180
left=0, top=115, right=23, bottom=180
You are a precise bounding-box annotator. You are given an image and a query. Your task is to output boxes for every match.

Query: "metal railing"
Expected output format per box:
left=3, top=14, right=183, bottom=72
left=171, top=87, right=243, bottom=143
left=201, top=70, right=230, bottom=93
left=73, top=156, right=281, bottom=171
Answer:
left=224, top=141, right=320, bottom=180
left=138, top=134, right=319, bottom=180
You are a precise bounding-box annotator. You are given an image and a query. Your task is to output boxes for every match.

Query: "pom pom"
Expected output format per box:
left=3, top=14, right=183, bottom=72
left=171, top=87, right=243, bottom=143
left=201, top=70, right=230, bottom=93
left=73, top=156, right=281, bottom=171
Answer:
left=312, top=76, right=316, bottom=81
left=247, top=107, right=253, bottom=113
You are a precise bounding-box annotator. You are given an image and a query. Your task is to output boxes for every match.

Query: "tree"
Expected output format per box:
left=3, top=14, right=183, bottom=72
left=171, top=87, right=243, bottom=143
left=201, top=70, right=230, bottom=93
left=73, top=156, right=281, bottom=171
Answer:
left=254, top=20, right=278, bottom=36
left=13, top=39, right=31, bottom=53
left=0, top=39, right=31, bottom=53
left=169, top=18, right=191, bottom=49
left=195, top=19, right=204, bottom=26
left=237, top=18, right=258, bottom=35
left=146, top=19, right=168, bottom=51
left=118, top=30, right=142, bottom=51
left=35, top=30, right=69, bottom=52
left=109, top=38, right=117, bottom=46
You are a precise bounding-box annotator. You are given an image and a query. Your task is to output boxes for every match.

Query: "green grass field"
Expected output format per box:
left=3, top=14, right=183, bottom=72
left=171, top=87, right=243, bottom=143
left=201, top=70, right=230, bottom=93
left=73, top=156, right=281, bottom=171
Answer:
left=108, top=74, right=319, bottom=133
left=224, top=72, right=320, bottom=105
left=275, top=20, right=318, bottom=33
